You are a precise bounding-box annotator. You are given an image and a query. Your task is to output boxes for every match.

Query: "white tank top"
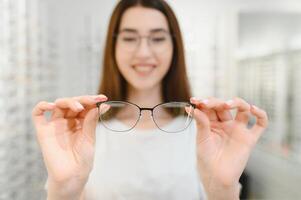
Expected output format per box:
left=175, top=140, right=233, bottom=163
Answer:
left=85, top=118, right=206, bottom=200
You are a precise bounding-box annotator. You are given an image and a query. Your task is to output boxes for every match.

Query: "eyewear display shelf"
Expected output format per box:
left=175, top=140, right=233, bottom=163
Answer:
left=237, top=50, right=301, bottom=163
left=0, top=0, right=58, bottom=199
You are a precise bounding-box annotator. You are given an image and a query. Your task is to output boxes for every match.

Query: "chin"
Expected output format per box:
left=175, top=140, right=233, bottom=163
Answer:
left=130, top=80, right=160, bottom=91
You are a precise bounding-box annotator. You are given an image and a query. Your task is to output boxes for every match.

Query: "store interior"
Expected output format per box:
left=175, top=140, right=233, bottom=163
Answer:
left=1, top=0, right=301, bottom=199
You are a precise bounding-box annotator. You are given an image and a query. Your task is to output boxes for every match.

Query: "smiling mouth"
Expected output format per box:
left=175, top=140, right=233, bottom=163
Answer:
left=132, top=65, right=156, bottom=76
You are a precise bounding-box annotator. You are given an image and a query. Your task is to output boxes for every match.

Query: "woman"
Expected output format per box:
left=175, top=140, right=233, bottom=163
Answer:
left=32, top=0, right=268, bottom=199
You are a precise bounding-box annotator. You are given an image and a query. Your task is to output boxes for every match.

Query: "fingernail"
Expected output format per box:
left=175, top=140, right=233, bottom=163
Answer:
left=94, top=95, right=107, bottom=101
left=48, top=103, right=55, bottom=106
left=252, top=105, right=258, bottom=110
left=202, top=99, right=209, bottom=104
left=226, top=100, right=233, bottom=106
left=75, top=102, right=84, bottom=110
left=190, top=97, right=197, bottom=101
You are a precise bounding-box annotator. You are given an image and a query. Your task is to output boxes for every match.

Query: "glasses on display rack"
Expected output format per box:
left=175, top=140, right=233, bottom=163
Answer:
left=96, top=101, right=195, bottom=133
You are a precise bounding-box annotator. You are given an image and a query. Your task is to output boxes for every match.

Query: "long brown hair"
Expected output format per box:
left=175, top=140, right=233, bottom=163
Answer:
left=98, top=0, right=191, bottom=102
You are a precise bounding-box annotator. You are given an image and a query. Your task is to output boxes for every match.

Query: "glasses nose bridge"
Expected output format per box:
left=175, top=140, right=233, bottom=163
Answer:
left=136, top=35, right=153, bottom=52
left=139, top=107, right=154, bottom=116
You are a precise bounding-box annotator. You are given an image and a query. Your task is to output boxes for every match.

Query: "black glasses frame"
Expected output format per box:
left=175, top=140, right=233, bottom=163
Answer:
left=96, top=100, right=196, bottom=133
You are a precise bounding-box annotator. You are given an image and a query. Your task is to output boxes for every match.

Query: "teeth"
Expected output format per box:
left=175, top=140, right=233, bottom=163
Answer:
left=133, top=66, right=154, bottom=73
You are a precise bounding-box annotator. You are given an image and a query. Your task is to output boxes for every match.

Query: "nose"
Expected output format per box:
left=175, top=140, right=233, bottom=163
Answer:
left=139, top=109, right=154, bottom=122
left=135, top=37, right=153, bottom=57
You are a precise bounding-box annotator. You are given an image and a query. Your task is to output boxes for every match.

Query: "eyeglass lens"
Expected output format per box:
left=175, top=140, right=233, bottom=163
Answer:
left=116, top=31, right=172, bottom=53
left=98, top=101, right=194, bottom=133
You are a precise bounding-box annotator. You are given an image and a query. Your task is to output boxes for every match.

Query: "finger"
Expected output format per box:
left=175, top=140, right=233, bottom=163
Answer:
left=74, top=94, right=107, bottom=108
left=192, top=108, right=211, bottom=143
left=52, top=98, right=84, bottom=119
left=217, top=109, right=233, bottom=122
left=190, top=98, right=218, bottom=121
left=55, top=98, right=85, bottom=112
left=65, top=96, right=95, bottom=118
left=32, top=101, right=56, bottom=125
left=191, top=97, right=233, bottom=122
left=98, top=103, right=111, bottom=115
left=225, top=98, right=251, bottom=124
left=51, top=107, right=67, bottom=119
left=65, top=109, right=80, bottom=118
left=82, top=108, right=99, bottom=144
left=250, top=105, right=268, bottom=140
left=79, top=97, right=108, bottom=118
left=198, top=97, right=233, bottom=122
left=211, top=100, right=234, bottom=122
left=192, top=97, right=224, bottom=110
left=64, top=95, right=108, bottom=118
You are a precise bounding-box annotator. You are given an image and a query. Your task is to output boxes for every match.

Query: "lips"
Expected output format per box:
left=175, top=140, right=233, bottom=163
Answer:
left=132, top=64, right=156, bottom=76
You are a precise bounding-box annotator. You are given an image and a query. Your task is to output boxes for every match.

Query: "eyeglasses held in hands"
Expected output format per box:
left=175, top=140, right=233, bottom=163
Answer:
left=96, top=101, right=195, bottom=133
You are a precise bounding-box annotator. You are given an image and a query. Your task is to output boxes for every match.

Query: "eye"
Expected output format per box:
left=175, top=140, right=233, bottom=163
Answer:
left=122, top=36, right=138, bottom=42
left=151, top=37, right=166, bottom=43
left=150, top=32, right=170, bottom=43
left=119, top=33, right=139, bottom=43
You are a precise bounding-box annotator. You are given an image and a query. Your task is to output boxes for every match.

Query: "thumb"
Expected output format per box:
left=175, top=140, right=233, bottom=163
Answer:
left=193, top=109, right=211, bottom=142
left=82, top=107, right=99, bottom=144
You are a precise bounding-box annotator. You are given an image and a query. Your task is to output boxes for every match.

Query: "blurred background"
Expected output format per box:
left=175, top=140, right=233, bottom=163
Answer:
left=1, top=0, right=301, bottom=199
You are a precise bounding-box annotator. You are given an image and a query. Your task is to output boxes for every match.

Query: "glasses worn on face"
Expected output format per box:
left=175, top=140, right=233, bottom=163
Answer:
left=96, top=101, right=195, bottom=133
left=115, top=30, right=173, bottom=54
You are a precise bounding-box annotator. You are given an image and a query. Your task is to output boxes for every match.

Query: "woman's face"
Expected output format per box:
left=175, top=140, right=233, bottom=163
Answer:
left=115, top=6, right=173, bottom=91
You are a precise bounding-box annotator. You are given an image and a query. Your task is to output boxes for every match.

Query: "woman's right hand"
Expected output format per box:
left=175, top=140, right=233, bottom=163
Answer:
left=32, top=95, right=107, bottom=199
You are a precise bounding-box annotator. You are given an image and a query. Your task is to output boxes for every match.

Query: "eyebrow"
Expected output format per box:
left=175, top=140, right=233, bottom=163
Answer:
left=119, top=28, right=169, bottom=33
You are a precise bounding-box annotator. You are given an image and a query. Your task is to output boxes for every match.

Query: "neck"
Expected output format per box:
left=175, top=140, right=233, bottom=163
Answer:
left=127, top=84, right=163, bottom=108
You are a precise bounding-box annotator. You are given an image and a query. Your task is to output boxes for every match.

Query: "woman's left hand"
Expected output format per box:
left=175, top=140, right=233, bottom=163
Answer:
left=190, top=97, right=268, bottom=199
